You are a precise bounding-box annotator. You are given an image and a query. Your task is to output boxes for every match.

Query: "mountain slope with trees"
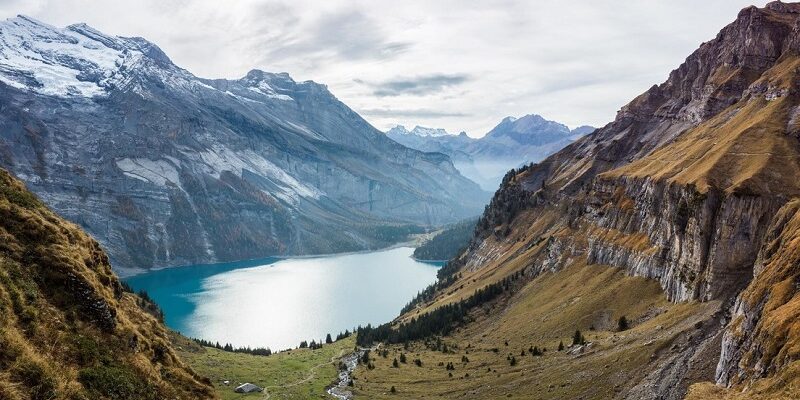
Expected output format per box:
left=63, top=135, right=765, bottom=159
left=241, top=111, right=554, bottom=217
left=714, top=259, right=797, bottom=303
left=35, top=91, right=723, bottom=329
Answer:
left=412, top=218, right=477, bottom=261
left=356, top=2, right=800, bottom=398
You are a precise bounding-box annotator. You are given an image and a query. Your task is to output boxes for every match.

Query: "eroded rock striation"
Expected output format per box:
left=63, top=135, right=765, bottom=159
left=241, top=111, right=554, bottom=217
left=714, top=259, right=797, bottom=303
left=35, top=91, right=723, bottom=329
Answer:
left=0, top=16, right=487, bottom=275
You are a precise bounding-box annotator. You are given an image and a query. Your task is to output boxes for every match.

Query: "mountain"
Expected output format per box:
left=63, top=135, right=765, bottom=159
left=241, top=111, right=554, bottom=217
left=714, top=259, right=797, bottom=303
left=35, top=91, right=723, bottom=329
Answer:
left=0, top=16, right=487, bottom=275
left=385, top=115, right=593, bottom=190
left=387, top=125, right=452, bottom=138
left=354, top=2, right=800, bottom=399
left=0, top=168, right=214, bottom=399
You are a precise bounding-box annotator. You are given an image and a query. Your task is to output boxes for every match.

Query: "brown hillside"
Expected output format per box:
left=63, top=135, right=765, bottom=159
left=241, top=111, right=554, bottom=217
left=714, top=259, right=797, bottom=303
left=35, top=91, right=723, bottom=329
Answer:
left=0, top=169, right=215, bottom=399
left=370, top=2, right=800, bottom=399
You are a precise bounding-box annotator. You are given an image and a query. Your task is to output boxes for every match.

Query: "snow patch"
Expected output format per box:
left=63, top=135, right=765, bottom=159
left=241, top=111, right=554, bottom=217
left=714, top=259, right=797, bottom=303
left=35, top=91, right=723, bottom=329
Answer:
left=0, top=15, right=144, bottom=97
left=194, top=145, right=322, bottom=203
left=116, top=158, right=180, bottom=187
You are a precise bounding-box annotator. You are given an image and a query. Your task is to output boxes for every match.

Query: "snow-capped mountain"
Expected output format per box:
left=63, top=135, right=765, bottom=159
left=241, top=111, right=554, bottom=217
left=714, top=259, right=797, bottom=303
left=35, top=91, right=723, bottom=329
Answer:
left=386, top=115, right=594, bottom=190
left=387, top=125, right=452, bottom=138
left=0, top=16, right=488, bottom=275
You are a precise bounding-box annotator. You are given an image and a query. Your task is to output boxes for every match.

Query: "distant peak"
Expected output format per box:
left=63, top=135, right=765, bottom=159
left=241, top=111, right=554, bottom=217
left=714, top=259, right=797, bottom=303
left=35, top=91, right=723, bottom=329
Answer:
left=410, top=126, right=451, bottom=137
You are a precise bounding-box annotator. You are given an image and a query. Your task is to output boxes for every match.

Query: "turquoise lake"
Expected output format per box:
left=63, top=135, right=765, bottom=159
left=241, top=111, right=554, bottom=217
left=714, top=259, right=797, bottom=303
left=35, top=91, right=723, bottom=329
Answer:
left=125, top=246, right=441, bottom=351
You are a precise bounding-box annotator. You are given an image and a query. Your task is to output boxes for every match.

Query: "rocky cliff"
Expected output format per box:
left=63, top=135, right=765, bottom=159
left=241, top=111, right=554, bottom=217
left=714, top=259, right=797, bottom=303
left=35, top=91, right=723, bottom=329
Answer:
left=0, top=168, right=215, bottom=399
left=0, top=16, right=487, bottom=275
left=420, top=1, right=800, bottom=398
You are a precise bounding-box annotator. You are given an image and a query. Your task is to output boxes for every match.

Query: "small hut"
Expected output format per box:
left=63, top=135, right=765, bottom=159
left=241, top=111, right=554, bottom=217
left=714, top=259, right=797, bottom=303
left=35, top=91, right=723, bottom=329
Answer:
left=234, top=383, right=263, bottom=393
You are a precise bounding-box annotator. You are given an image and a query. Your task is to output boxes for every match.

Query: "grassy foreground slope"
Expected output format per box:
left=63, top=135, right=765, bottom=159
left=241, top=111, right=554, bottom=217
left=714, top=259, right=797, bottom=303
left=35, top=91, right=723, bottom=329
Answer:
left=0, top=169, right=215, bottom=399
left=353, top=258, right=720, bottom=399
left=175, top=335, right=356, bottom=400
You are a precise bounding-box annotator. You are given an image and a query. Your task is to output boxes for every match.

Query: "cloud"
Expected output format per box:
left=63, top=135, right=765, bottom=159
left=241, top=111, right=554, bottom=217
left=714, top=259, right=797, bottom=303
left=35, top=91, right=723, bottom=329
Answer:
left=357, top=74, right=470, bottom=97
left=359, top=107, right=469, bottom=118
left=1, top=0, right=771, bottom=136
left=255, top=9, right=410, bottom=69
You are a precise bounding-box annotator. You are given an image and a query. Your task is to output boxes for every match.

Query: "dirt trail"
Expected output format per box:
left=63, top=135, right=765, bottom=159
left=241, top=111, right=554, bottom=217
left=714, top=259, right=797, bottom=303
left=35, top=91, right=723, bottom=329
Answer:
left=259, top=349, right=347, bottom=400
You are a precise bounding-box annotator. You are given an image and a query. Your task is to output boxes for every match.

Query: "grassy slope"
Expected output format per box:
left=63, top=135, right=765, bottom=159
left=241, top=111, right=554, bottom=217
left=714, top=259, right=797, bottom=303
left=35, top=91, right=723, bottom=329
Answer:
left=354, top=260, right=719, bottom=399
left=605, top=58, right=800, bottom=197
left=0, top=169, right=214, bottom=399
left=175, top=335, right=356, bottom=400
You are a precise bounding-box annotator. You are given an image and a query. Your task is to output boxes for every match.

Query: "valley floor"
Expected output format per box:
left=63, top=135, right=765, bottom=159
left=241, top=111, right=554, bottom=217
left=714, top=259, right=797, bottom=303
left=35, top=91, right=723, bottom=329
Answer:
left=173, top=334, right=356, bottom=400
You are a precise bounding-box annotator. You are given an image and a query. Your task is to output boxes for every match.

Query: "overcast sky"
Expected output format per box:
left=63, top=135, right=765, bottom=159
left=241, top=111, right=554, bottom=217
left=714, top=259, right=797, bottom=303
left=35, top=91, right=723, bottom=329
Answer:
left=0, top=0, right=769, bottom=136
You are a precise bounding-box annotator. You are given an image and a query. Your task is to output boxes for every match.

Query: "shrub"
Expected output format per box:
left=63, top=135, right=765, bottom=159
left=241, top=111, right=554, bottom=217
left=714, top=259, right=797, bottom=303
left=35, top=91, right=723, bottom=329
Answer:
left=78, top=364, right=159, bottom=400
left=618, top=316, right=629, bottom=331
left=11, top=359, right=57, bottom=400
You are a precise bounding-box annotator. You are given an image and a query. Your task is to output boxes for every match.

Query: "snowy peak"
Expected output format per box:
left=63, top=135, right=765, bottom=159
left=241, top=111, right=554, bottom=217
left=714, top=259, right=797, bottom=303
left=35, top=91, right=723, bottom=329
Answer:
left=386, top=125, right=410, bottom=136
left=411, top=126, right=451, bottom=137
left=0, top=15, right=176, bottom=98
left=488, top=114, right=569, bottom=138
left=385, top=125, right=452, bottom=137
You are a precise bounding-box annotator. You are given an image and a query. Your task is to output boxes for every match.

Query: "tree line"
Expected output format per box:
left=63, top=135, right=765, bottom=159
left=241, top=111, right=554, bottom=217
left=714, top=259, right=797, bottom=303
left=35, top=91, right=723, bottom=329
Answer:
left=412, top=218, right=477, bottom=261
left=357, top=270, right=525, bottom=346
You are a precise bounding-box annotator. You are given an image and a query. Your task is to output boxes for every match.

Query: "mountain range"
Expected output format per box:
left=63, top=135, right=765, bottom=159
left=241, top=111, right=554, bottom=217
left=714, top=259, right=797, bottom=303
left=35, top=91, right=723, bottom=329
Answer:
left=353, top=2, right=800, bottom=399
left=0, top=16, right=487, bottom=275
left=386, top=115, right=593, bottom=190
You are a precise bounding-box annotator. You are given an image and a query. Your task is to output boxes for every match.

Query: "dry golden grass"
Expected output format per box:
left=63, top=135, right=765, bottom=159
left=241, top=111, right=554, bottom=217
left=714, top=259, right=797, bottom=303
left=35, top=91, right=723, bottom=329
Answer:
left=0, top=169, right=215, bottom=399
left=603, top=58, right=800, bottom=197
left=355, top=260, right=718, bottom=399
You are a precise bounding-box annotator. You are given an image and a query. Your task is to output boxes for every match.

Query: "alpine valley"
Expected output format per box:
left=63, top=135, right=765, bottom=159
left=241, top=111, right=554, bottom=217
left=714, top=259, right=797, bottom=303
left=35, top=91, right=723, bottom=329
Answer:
left=3, top=2, right=800, bottom=400
left=386, top=116, right=594, bottom=190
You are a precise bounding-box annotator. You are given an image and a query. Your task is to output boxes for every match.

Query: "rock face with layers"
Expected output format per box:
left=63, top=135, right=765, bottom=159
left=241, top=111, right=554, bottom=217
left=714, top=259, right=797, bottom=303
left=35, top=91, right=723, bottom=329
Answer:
left=0, top=16, right=487, bottom=275
left=450, top=1, right=800, bottom=397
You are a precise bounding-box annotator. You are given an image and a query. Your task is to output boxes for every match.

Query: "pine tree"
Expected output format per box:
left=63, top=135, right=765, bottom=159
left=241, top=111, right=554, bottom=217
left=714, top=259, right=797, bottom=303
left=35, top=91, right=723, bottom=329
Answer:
left=390, top=386, right=397, bottom=394
left=392, top=358, right=399, bottom=368
left=558, top=340, right=564, bottom=351
left=326, top=333, right=333, bottom=344
left=572, top=330, right=585, bottom=346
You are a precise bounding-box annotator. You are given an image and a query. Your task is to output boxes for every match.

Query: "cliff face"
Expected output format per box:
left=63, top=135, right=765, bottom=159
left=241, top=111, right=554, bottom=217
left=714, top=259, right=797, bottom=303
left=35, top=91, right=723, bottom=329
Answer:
left=715, top=199, right=800, bottom=386
left=0, top=169, right=214, bottom=399
left=447, top=1, right=800, bottom=396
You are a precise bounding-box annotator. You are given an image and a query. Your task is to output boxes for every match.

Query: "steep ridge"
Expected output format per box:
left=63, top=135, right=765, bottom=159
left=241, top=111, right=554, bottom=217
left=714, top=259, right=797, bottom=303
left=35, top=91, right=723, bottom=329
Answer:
left=0, top=169, right=214, bottom=399
left=366, top=2, right=800, bottom=399
left=0, top=16, right=487, bottom=275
